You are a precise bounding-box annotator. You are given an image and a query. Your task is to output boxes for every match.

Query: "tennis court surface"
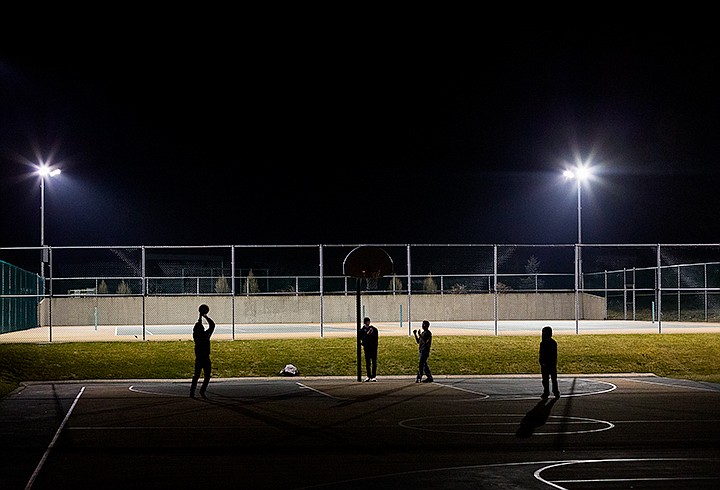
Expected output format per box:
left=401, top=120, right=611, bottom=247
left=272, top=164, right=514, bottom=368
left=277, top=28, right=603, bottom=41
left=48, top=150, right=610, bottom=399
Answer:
left=2, top=375, right=719, bottom=489
left=3, top=320, right=719, bottom=343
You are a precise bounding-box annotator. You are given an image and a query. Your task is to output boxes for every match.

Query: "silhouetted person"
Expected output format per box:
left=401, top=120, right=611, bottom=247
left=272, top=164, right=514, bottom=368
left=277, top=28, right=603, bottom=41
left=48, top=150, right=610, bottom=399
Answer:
left=360, top=317, right=378, bottom=381
left=414, top=320, right=433, bottom=383
left=539, top=325, right=560, bottom=399
left=190, top=311, right=216, bottom=399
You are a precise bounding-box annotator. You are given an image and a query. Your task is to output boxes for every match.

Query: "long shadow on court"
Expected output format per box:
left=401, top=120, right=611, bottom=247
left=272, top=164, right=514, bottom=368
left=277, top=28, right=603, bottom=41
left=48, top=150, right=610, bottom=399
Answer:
left=332, top=382, right=428, bottom=407
left=515, top=398, right=557, bottom=438
left=201, top=392, right=349, bottom=444
left=554, top=377, right=578, bottom=449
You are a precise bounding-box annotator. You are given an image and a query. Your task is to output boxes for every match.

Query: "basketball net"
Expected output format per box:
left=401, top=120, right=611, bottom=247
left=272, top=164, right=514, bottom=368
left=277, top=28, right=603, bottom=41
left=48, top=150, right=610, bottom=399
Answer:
left=365, top=270, right=382, bottom=291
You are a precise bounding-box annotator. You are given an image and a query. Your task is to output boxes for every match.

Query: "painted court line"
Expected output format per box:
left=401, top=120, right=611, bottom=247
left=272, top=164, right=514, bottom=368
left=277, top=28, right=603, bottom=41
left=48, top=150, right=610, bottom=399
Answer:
left=439, top=378, right=617, bottom=400
left=533, top=458, right=717, bottom=490
left=565, top=378, right=617, bottom=397
left=25, top=386, right=85, bottom=490
left=399, top=414, right=614, bottom=436
left=555, top=476, right=716, bottom=483
left=128, top=385, right=186, bottom=397
left=612, top=418, right=720, bottom=424
left=299, top=458, right=715, bottom=489
left=295, top=460, right=560, bottom=489
left=296, top=382, right=349, bottom=400
left=436, top=382, right=491, bottom=398
left=625, top=377, right=720, bottom=392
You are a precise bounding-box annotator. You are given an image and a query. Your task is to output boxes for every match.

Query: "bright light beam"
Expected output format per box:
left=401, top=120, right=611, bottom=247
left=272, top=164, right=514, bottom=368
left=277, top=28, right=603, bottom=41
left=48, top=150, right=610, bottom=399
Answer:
left=37, top=165, right=61, bottom=177
left=563, top=165, right=591, bottom=181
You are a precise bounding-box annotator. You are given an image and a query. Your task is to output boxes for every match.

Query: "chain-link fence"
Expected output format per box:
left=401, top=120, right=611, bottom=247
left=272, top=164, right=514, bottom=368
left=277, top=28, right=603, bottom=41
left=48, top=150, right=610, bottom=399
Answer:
left=1, top=243, right=719, bottom=342
left=1, top=259, right=41, bottom=334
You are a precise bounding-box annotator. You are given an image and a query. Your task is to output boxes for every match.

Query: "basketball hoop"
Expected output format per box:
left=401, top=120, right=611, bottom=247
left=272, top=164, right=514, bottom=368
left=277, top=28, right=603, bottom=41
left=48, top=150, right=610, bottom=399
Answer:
left=342, top=246, right=394, bottom=381
left=343, top=246, right=394, bottom=280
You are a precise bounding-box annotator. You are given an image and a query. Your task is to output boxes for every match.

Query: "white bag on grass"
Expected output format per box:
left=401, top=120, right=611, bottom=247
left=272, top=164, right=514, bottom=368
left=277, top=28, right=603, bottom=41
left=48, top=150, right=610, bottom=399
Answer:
left=279, top=364, right=299, bottom=376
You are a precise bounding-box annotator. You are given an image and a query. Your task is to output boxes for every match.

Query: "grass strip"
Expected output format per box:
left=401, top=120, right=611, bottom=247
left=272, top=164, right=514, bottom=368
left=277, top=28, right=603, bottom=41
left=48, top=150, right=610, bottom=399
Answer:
left=2, top=333, right=720, bottom=398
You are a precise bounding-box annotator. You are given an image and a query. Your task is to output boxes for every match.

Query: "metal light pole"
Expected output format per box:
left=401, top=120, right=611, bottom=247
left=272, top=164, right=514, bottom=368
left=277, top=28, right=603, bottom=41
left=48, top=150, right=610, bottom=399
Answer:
left=575, top=172, right=582, bottom=291
left=38, top=165, right=61, bottom=280
left=576, top=174, right=582, bottom=246
left=563, top=167, right=586, bottom=245
left=563, top=166, right=589, bottom=276
left=564, top=164, right=590, bottom=331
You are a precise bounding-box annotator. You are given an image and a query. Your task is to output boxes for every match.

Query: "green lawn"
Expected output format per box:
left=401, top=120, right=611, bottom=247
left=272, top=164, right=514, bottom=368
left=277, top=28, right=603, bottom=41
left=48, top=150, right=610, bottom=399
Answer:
left=2, top=333, right=720, bottom=398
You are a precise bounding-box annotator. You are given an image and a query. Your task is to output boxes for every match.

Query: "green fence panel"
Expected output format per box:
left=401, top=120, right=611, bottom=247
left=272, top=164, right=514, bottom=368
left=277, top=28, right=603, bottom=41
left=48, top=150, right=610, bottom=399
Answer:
left=1, top=260, right=40, bottom=333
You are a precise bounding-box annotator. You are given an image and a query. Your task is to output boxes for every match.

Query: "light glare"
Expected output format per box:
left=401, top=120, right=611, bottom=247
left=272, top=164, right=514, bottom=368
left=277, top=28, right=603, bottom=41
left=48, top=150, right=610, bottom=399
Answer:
left=576, top=166, right=590, bottom=180
left=562, top=164, right=592, bottom=181
left=37, top=165, right=61, bottom=178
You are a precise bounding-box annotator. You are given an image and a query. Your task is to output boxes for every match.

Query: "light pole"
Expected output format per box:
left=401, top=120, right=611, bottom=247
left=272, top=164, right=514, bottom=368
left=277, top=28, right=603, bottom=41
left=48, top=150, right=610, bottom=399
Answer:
left=37, top=165, right=61, bottom=280
left=563, top=164, right=591, bottom=330
left=562, top=165, right=589, bottom=246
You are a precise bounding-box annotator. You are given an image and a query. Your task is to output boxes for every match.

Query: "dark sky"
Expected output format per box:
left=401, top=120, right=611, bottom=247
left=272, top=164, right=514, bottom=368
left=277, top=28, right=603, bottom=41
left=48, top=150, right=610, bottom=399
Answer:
left=2, top=13, right=719, bottom=247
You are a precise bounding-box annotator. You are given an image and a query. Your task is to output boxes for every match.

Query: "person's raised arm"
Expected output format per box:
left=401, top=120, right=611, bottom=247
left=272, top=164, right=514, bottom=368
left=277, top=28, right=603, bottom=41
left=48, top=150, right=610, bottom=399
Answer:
left=204, top=315, right=216, bottom=336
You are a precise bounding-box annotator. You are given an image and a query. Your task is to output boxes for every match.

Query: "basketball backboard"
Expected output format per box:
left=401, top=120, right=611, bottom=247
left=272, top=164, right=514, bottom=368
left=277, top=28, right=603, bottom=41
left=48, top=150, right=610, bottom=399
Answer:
left=343, top=246, right=394, bottom=279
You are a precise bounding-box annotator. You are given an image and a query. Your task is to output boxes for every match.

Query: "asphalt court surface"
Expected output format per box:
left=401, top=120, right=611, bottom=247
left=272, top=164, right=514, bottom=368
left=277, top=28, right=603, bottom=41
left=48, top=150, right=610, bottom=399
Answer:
left=2, top=375, right=720, bottom=489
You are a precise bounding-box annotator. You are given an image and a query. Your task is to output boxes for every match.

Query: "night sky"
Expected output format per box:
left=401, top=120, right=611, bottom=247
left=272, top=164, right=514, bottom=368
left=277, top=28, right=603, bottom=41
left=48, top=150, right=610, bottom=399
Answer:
left=2, top=13, right=719, bottom=247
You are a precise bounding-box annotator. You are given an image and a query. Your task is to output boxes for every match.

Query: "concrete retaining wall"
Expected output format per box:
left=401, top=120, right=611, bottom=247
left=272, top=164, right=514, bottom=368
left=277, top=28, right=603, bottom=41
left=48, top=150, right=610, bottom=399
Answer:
left=40, top=292, right=605, bottom=326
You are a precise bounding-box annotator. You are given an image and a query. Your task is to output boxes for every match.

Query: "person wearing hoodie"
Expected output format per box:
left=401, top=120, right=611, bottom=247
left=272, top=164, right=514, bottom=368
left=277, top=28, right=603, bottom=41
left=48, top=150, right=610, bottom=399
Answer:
left=539, top=325, right=560, bottom=399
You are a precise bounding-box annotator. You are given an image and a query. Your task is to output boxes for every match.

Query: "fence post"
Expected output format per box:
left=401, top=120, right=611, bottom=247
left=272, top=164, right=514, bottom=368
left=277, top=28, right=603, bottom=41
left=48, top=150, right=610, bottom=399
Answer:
left=231, top=245, right=236, bottom=340
left=142, top=246, right=146, bottom=341
left=406, top=245, right=412, bottom=336
left=574, top=244, right=579, bottom=334
left=48, top=247, right=53, bottom=342
left=656, top=244, right=662, bottom=333
left=493, top=245, right=498, bottom=336
left=319, top=245, right=324, bottom=338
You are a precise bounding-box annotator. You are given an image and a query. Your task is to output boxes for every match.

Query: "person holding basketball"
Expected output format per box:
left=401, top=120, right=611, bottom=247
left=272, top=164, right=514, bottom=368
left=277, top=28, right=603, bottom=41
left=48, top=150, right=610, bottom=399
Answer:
left=413, top=320, right=433, bottom=383
left=359, top=317, right=378, bottom=381
left=190, top=304, right=216, bottom=399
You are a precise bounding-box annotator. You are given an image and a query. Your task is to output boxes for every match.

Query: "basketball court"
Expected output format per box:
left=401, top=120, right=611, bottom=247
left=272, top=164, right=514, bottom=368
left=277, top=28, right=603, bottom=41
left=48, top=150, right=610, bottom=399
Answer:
left=2, top=374, right=719, bottom=489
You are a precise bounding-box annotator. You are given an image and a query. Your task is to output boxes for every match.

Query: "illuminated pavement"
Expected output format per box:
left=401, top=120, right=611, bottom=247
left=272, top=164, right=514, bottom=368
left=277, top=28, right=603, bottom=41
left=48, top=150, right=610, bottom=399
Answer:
left=2, top=375, right=719, bottom=489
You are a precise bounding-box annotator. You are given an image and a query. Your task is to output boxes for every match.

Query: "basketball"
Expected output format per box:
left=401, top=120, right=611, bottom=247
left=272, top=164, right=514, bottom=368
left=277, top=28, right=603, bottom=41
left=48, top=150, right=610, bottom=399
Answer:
left=198, top=304, right=210, bottom=315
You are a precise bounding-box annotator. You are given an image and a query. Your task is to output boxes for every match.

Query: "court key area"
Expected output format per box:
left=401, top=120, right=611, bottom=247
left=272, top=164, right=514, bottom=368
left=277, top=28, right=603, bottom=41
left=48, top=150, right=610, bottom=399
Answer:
left=1, top=374, right=719, bottom=489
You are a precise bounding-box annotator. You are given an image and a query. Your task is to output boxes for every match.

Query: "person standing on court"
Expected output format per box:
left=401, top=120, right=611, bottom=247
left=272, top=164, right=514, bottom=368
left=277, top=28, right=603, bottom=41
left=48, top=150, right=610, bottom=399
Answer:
left=190, top=304, right=216, bottom=399
left=414, top=320, right=434, bottom=383
left=359, top=317, right=378, bottom=381
left=539, top=325, right=560, bottom=399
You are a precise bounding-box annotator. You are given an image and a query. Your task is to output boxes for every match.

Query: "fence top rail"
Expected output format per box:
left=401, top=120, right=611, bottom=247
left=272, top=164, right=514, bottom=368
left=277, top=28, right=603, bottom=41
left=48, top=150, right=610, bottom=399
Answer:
left=3, top=243, right=720, bottom=252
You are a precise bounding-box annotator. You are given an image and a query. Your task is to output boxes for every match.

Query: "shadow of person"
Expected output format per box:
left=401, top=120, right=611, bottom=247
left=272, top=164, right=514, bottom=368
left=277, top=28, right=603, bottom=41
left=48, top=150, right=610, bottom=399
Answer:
left=516, top=398, right=557, bottom=438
